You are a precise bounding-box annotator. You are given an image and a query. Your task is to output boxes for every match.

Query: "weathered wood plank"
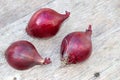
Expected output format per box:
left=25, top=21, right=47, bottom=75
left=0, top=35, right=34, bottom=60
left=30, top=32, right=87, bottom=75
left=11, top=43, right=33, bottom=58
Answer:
left=0, top=0, right=55, bottom=29
left=0, top=0, right=120, bottom=80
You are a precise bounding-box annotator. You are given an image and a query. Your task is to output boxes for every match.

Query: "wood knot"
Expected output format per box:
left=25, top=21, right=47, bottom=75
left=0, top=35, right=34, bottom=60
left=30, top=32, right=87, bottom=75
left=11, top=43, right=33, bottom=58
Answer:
left=94, top=72, right=100, bottom=77
left=13, top=77, right=17, bottom=80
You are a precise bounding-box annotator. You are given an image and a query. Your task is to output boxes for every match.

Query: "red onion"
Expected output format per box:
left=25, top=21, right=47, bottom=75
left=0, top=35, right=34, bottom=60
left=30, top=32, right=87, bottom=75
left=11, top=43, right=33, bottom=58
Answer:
left=61, top=25, right=92, bottom=64
left=5, top=40, right=51, bottom=70
left=26, top=8, right=70, bottom=38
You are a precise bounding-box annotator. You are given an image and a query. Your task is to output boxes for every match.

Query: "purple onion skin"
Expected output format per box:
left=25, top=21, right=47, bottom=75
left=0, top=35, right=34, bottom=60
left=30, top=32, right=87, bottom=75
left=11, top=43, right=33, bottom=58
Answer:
left=26, top=8, right=70, bottom=38
left=61, top=25, right=92, bottom=64
left=5, top=40, right=51, bottom=70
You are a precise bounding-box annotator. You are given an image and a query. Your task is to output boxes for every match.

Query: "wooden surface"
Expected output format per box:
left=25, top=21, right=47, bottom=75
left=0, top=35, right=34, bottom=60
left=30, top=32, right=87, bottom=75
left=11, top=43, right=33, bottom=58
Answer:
left=0, top=0, right=120, bottom=80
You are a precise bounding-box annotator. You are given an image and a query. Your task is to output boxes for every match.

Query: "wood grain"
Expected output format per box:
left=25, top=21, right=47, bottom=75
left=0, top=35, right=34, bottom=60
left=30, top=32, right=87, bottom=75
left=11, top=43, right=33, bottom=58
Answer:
left=0, top=0, right=120, bottom=80
left=0, top=0, right=55, bottom=29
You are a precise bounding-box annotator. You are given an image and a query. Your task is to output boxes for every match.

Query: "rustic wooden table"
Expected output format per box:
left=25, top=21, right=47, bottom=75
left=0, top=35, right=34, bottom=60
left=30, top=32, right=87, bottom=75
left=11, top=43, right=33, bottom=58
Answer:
left=0, top=0, right=120, bottom=80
